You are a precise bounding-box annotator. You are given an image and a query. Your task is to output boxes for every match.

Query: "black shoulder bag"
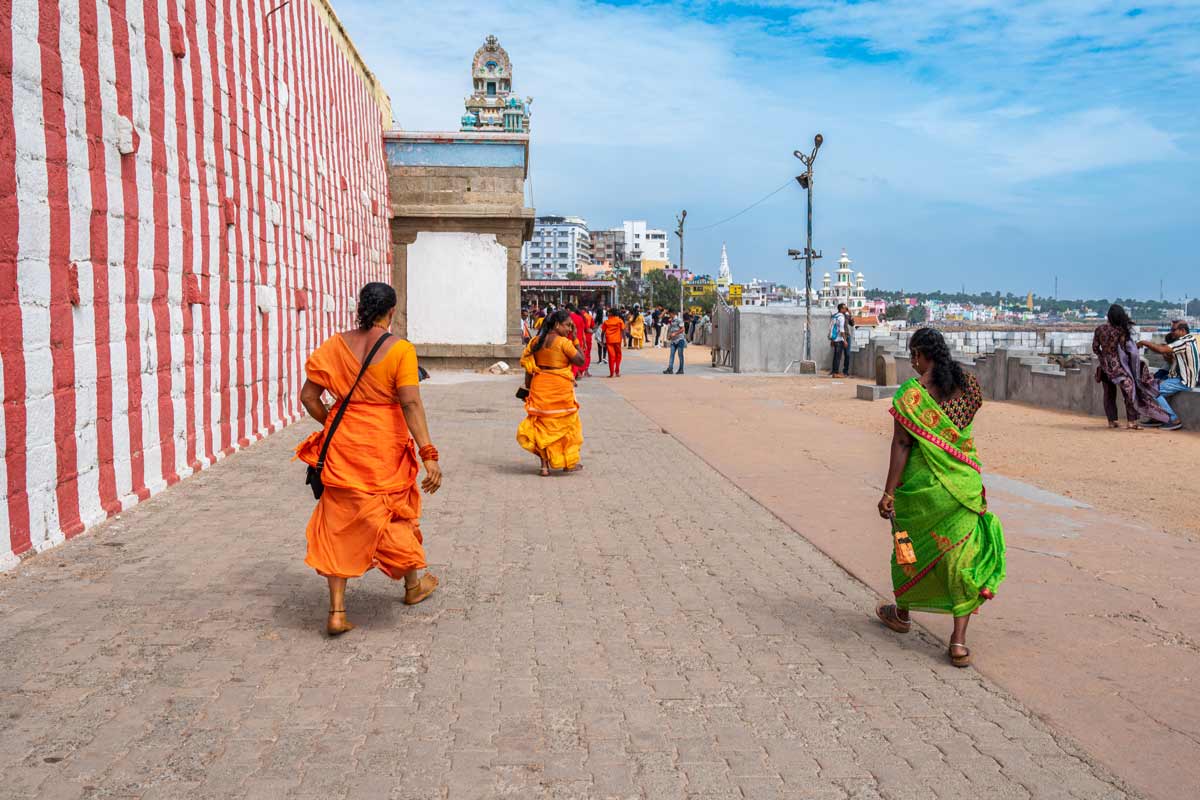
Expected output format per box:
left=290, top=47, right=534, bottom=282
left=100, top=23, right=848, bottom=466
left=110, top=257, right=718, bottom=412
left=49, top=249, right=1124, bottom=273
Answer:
left=305, top=332, right=391, bottom=500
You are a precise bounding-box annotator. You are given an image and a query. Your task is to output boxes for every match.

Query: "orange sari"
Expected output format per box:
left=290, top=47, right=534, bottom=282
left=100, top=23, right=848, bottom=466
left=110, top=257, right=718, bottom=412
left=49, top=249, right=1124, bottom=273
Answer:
left=517, top=336, right=583, bottom=469
left=295, top=335, right=425, bottom=579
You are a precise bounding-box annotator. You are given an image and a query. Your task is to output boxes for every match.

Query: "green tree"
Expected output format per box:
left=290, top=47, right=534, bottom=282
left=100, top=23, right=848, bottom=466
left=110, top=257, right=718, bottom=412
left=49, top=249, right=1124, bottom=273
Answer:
left=1188, top=298, right=1200, bottom=317
left=884, top=304, right=908, bottom=321
left=908, top=305, right=929, bottom=324
left=644, top=270, right=683, bottom=310
left=691, top=288, right=718, bottom=314
left=565, top=271, right=584, bottom=281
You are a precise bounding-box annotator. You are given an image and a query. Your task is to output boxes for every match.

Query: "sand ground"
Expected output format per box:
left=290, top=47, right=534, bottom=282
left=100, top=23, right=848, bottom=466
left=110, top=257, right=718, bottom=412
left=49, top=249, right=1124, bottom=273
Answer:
left=718, top=374, right=1199, bottom=542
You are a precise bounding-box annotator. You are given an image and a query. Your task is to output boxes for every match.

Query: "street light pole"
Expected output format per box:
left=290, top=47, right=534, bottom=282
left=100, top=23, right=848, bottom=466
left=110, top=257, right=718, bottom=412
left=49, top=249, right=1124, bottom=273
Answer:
left=793, top=134, right=823, bottom=363
left=675, top=210, right=687, bottom=315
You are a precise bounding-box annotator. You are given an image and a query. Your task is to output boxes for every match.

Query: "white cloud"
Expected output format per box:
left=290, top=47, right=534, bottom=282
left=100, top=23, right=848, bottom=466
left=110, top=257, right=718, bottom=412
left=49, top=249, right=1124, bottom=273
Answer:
left=333, top=0, right=1199, bottom=295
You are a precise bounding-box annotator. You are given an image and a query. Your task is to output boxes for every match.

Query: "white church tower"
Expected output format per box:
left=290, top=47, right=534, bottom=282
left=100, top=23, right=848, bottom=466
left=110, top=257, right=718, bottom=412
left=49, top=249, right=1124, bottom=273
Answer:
left=717, top=242, right=732, bottom=290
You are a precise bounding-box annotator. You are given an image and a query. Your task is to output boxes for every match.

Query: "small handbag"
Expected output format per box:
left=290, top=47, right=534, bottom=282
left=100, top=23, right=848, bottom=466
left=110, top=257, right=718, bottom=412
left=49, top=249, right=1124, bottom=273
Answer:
left=305, top=332, right=392, bottom=500
left=892, top=517, right=917, bottom=565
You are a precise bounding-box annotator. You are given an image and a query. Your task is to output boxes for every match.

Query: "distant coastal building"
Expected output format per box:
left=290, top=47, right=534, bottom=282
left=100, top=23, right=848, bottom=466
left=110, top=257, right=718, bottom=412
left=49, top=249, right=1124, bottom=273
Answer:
left=623, top=220, right=669, bottom=278
left=522, top=216, right=592, bottom=279
left=818, top=249, right=867, bottom=313
left=717, top=243, right=732, bottom=291
left=587, top=221, right=669, bottom=278
left=460, top=35, right=531, bottom=133
left=589, top=229, right=625, bottom=274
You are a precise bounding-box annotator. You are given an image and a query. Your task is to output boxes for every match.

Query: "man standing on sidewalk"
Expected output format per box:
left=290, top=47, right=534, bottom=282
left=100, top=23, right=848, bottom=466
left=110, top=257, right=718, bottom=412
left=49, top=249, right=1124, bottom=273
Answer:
left=664, top=312, right=687, bottom=374
left=829, top=303, right=848, bottom=378
left=601, top=308, right=625, bottom=378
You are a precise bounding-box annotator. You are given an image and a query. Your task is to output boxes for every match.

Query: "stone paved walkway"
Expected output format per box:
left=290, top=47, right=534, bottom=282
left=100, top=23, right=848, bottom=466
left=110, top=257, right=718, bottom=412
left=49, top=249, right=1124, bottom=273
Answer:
left=0, top=377, right=1135, bottom=799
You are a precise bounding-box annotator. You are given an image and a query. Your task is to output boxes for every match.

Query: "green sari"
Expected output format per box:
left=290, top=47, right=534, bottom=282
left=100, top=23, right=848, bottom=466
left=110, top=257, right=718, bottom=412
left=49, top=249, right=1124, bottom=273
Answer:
left=889, top=378, right=1006, bottom=617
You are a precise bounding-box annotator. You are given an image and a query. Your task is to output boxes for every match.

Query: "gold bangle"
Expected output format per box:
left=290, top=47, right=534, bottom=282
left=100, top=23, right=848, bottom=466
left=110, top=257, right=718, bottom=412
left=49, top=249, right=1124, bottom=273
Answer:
left=882, top=492, right=894, bottom=500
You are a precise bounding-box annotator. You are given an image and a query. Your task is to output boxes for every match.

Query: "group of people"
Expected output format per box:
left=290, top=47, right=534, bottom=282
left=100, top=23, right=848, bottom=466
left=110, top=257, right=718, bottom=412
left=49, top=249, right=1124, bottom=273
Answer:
left=520, top=302, right=695, bottom=378
left=1092, top=304, right=1198, bottom=431
left=294, top=282, right=1009, bottom=670
left=512, top=302, right=692, bottom=478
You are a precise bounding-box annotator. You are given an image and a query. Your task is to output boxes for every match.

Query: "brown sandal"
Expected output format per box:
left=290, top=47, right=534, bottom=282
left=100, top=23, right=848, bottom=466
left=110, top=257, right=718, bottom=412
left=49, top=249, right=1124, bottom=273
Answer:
left=949, top=642, right=971, bottom=668
left=876, top=603, right=911, bottom=633
left=404, top=574, right=439, bottom=605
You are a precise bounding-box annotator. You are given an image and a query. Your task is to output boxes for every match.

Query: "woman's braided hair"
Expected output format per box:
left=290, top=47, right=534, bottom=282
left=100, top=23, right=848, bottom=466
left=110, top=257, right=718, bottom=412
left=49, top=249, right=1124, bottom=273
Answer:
left=531, top=309, right=571, bottom=353
left=910, top=327, right=967, bottom=398
left=355, top=282, right=396, bottom=331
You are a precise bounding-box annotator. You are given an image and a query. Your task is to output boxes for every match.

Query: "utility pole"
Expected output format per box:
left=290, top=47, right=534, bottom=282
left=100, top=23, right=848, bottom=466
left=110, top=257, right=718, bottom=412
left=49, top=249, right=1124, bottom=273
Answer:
left=675, top=210, right=687, bottom=315
left=793, top=133, right=823, bottom=363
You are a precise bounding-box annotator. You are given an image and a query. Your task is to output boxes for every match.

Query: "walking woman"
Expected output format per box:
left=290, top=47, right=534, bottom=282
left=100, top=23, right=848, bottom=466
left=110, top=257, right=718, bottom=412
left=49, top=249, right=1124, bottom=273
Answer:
left=296, top=282, right=441, bottom=636
left=1092, top=304, right=1169, bottom=429
left=875, top=327, right=1006, bottom=667
left=518, top=309, right=586, bottom=476
left=630, top=308, right=646, bottom=350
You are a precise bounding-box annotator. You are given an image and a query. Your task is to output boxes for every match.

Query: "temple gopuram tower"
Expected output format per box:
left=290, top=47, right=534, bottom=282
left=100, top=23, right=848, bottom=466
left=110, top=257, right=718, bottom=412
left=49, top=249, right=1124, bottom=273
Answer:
left=461, top=35, right=531, bottom=133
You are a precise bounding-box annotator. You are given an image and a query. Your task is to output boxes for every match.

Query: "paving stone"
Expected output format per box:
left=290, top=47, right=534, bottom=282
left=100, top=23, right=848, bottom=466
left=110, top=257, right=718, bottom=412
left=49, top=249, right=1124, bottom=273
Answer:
left=0, top=378, right=1135, bottom=799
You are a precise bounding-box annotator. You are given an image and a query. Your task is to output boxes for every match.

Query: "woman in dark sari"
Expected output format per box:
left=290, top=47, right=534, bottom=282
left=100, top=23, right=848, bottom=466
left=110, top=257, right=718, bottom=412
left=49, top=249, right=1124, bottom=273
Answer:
left=1092, top=304, right=1169, bottom=430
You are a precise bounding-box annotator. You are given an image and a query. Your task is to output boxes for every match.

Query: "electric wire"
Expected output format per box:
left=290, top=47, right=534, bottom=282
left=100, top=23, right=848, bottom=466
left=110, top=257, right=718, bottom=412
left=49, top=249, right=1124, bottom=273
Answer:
left=690, top=179, right=796, bottom=232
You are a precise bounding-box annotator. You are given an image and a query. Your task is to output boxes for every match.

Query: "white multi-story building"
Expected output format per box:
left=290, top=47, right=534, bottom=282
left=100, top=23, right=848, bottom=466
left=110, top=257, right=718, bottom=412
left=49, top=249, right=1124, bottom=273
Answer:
left=622, top=220, right=669, bottom=263
left=522, top=216, right=592, bottom=278
left=817, top=249, right=868, bottom=313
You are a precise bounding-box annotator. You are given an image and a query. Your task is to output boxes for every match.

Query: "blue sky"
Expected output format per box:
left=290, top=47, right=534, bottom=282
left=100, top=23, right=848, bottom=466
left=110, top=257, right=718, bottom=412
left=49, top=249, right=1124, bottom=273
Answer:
left=337, top=0, right=1199, bottom=299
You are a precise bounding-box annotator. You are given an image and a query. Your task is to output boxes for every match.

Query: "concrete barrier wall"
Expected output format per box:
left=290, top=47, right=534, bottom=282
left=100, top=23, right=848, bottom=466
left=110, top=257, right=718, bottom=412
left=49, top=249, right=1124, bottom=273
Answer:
left=850, top=337, right=1200, bottom=428
left=731, top=306, right=838, bottom=373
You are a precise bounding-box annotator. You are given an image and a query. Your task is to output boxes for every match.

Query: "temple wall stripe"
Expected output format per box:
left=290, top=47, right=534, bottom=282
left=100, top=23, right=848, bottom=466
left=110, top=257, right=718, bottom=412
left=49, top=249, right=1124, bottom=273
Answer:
left=0, top=0, right=393, bottom=566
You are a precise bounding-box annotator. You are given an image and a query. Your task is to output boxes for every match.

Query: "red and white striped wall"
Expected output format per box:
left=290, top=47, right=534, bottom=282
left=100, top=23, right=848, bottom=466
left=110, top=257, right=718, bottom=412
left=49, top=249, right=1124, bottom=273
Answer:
left=0, top=0, right=393, bottom=567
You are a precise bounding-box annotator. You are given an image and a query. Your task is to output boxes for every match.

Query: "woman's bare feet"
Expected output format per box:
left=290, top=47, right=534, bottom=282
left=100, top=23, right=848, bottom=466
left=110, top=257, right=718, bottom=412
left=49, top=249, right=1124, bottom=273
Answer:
left=405, top=573, right=439, bottom=605
left=327, top=609, right=355, bottom=636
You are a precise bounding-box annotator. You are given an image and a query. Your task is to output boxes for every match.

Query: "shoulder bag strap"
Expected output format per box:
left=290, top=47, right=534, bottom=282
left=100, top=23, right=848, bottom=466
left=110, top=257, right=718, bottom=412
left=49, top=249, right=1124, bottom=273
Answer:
left=315, top=332, right=392, bottom=469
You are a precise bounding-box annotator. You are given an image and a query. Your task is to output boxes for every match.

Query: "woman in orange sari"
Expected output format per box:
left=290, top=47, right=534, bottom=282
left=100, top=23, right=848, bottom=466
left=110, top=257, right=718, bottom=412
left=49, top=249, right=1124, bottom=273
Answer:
left=517, top=309, right=586, bottom=476
left=296, top=282, right=442, bottom=636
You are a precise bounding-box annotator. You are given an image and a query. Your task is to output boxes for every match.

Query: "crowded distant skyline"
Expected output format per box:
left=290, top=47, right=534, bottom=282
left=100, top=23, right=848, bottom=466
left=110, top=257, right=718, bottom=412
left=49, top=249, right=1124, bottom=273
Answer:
left=337, top=0, right=1199, bottom=299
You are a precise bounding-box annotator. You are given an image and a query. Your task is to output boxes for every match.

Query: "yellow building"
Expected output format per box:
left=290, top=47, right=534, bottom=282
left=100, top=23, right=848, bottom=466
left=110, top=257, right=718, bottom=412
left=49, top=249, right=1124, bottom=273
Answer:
left=685, top=279, right=714, bottom=299
left=727, top=284, right=743, bottom=306
left=641, top=258, right=669, bottom=275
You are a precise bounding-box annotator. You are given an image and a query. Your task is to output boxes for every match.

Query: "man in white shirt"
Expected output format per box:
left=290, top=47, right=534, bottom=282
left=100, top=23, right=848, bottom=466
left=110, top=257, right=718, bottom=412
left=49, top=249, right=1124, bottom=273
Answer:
left=1139, top=320, right=1198, bottom=430
left=829, top=304, right=848, bottom=378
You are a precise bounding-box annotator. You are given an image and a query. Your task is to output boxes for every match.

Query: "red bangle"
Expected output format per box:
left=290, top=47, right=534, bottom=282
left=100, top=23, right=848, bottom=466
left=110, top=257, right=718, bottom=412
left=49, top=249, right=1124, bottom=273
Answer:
left=418, top=444, right=439, bottom=462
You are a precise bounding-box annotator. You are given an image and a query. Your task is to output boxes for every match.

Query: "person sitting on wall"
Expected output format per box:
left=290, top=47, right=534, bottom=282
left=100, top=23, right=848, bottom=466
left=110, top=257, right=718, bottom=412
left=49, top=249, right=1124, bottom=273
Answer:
left=1138, top=320, right=1198, bottom=431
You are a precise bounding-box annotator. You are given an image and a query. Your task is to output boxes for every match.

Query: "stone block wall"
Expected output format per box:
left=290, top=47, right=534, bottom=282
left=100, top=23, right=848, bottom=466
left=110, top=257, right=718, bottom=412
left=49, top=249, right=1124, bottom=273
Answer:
left=0, top=0, right=392, bottom=566
left=850, top=336, right=1200, bottom=428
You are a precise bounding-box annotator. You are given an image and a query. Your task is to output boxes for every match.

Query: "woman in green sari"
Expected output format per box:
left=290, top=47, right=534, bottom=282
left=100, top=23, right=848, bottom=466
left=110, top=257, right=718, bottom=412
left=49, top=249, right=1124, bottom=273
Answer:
left=875, top=328, right=1006, bottom=667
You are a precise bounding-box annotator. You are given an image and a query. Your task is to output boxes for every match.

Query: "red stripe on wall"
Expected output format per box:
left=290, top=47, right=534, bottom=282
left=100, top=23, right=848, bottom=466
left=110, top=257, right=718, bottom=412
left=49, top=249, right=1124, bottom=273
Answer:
left=78, top=0, right=120, bottom=516
left=222, top=0, right=246, bottom=451
left=244, top=0, right=268, bottom=437
left=0, top=4, right=32, bottom=553
left=143, top=0, right=178, bottom=486
left=40, top=0, right=84, bottom=536
left=200, top=0, right=223, bottom=464
left=109, top=0, right=149, bottom=501
left=168, top=0, right=197, bottom=474
left=213, top=0, right=232, bottom=455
